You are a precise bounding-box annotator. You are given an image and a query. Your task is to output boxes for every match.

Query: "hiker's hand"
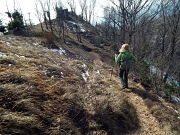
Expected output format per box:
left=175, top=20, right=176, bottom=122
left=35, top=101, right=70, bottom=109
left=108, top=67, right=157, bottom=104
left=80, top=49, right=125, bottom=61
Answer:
left=115, top=54, right=117, bottom=57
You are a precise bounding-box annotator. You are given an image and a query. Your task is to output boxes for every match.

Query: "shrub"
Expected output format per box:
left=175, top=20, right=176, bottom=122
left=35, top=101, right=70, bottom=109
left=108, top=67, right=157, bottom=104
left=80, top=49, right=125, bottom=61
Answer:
left=164, top=82, right=179, bottom=94
left=0, top=26, right=6, bottom=34
left=8, top=17, right=21, bottom=30
left=7, top=10, right=24, bottom=30
left=136, top=60, right=151, bottom=83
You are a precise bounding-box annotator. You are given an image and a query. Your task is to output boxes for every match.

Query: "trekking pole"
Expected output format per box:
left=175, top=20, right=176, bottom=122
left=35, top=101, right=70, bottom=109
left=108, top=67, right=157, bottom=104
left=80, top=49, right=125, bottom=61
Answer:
left=110, top=46, right=119, bottom=80
left=110, top=58, right=116, bottom=80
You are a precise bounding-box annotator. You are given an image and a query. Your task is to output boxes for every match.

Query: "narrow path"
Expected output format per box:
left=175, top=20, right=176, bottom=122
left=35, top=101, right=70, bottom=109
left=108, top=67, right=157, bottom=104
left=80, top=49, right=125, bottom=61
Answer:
left=124, top=83, right=166, bottom=135
left=93, top=60, right=166, bottom=134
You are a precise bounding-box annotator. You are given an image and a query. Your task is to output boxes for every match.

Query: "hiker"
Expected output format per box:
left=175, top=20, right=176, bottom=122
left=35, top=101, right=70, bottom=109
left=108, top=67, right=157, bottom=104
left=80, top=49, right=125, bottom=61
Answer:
left=115, top=44, right=136, bottom=89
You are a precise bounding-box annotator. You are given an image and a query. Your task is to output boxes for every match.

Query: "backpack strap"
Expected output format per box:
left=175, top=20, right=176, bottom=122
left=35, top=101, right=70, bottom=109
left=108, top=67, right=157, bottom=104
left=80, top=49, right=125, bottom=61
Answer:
left=119, top=55, right=133, bottom=72
left=124, top=57, right=133, bottom=73
left=118, top=53, right=122, bottom=67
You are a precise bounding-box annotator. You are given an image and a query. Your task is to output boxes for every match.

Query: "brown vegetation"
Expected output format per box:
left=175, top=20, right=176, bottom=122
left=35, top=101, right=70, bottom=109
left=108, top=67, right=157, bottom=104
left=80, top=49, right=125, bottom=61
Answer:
left=0, top=21, right=180, bottom=134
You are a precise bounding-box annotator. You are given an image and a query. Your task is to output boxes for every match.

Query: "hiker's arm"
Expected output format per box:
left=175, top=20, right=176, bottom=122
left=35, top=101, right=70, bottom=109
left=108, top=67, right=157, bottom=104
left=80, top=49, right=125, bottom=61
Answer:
left=115, top=53, right=121, bottom=64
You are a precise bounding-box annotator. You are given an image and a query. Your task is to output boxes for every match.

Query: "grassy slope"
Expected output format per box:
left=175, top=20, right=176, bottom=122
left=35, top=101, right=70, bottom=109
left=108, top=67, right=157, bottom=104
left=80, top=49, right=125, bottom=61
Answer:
left=0, top=32, right=180, bottom=134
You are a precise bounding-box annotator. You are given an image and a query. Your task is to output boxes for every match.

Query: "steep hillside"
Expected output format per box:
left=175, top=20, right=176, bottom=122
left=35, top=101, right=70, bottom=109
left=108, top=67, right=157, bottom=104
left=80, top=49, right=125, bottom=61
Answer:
left=0, top=33, right=180, bottom=134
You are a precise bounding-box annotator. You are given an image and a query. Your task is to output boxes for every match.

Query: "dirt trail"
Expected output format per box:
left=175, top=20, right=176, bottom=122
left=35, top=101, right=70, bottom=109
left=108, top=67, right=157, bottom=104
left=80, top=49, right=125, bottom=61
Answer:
left=125, top=88, right=166, bottom=135
left=93, top=59, right=167, bottom=134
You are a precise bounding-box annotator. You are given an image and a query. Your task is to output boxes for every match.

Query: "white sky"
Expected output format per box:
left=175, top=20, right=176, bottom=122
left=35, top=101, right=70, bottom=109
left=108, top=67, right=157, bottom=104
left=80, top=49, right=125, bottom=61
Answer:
left=0, top=0, right=107, bottom=26
left=0, top=0, right=37, bottom=25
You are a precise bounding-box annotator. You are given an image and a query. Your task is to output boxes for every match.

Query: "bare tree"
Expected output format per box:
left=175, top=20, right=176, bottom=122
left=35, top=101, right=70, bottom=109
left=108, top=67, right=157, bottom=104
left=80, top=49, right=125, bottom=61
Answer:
left=53, top=1, right=69, bottom=42
left=108, top=0, right=160, bottom=45
left=37, top=0, right=49, bottom=29
left=78, top=0, right=87, bottom=19
left=103, top=7, right=114, bottom=41
left=5, top=0, right=12, bottom=22
left=67, top=0, right=76, bottom=13
left=84, top=4, right=88, bottom=22
left=166, top=0, right=180, bottom=59
left=34, top=0, right=44, bottom=32
left=157, top=0, right=180, bottom=84
left=45, top=0, right=54, bottom=34
left=87, top=0, right=97, bottom=24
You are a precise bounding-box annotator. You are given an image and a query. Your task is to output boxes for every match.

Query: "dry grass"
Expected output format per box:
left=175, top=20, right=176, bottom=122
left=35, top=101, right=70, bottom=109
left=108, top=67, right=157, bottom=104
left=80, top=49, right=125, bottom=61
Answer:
left=0, top=23, right=180, bottom=135
left=43, top=31, right=54, bottom=40
left=128, top=80, right=180, bottom=135
left=0, top=35, right=140, bottom=134
left=145, top=99, right=180, bottom=134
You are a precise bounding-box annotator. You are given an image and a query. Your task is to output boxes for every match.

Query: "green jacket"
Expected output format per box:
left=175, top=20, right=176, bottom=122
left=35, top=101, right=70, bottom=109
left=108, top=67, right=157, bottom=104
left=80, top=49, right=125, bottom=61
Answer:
left=115, top=50, right=136, bottom=70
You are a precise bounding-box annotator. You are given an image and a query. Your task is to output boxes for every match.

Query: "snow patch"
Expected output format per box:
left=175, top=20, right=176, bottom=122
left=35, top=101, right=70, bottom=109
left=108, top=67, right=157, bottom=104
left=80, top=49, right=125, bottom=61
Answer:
left=50, top=48, right=66, bottom=55
left=171, top=95, right=180, bottom=103
left=6, top=42, right=11, bottom=46
left=82, top=64, right=86, bottom=68
left=95, top=70, right=100, bottom=74
left=81, top=70, right=89, bottom=82
left=15, top=54, right=25, bottom=58
left=61, top=72, right=64, bottom=78
left=42, top=70, right=47, bottom=75
left=0, top=52, right=6, bottom=57
left=158, top=91, right=180, bottom=103
left=166, top=106, right=179, bottom=114
left=32, top=42, right=39, bottom=46
left=81, top=63, right=90, bottom=82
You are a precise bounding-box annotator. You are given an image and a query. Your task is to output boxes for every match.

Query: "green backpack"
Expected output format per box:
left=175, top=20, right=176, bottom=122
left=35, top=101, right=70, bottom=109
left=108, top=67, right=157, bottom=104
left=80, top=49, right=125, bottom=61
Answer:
left=119, top=52, right=134, bottom=71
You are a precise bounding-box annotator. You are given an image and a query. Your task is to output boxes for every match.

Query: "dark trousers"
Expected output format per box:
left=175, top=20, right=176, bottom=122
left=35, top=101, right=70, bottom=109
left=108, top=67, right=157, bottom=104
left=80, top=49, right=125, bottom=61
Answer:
left=119, top=69, right=129, bottom=88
